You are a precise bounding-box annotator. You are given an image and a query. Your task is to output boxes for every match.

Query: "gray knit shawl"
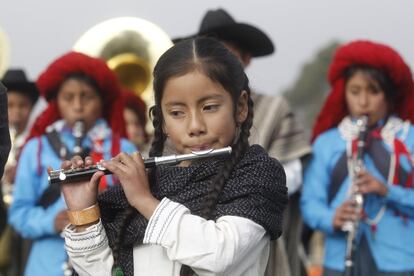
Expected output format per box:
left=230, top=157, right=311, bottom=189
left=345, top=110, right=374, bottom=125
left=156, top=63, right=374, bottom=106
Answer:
left=98, top=145, right=287, bottom=276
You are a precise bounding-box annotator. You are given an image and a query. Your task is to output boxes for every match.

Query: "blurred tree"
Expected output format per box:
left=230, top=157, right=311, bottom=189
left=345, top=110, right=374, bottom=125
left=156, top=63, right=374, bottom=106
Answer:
left=284, top=40, right=340, bottom=139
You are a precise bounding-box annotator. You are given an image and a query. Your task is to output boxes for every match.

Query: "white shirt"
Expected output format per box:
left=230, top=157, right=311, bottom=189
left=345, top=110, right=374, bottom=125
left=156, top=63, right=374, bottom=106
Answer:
left=283, top=158, right=303, bottom=195
left=65, top=198, right=270, bottom=276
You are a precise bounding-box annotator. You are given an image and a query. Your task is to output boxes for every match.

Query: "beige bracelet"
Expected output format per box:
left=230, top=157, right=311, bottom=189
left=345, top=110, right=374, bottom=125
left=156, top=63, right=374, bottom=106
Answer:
left=67, top=204, right=101, bottom=226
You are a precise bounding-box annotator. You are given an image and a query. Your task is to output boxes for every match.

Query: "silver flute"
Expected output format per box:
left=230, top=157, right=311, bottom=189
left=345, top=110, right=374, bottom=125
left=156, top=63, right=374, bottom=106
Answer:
left=48, top=146, right=232, bottom=184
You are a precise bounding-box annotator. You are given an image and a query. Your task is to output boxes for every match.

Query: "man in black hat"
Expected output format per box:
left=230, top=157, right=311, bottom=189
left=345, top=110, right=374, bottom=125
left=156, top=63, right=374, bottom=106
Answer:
left=174, top=8, right=311, bottom=276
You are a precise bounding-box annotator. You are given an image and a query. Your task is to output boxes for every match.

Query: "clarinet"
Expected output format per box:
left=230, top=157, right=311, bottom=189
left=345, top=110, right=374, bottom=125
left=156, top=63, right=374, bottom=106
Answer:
left=63, top=120, right=85, bottom=276
left=343, top=115, right=368, bottom=276
left=48, top=146, right=232, bottom=184
left=72, top=120, right=85, bottom=155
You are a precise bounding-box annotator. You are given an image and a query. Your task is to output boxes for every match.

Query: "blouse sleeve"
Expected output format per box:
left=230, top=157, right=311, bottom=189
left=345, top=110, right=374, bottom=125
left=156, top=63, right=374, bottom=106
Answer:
left=385, top=182, right=414, bottom=217
left=8, top=139, right=58, bottom=238
left=64, top=220, right=113, bottom=276
left=143, top=198, right=269, bottom=275
left=301, top=136, right=336, bottom=234
left=383, top=126, right=414, bottom=217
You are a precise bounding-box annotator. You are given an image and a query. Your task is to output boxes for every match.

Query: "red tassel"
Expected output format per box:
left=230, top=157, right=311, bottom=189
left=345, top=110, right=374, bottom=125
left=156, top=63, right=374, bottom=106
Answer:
left=90, top=139, right=107, bottom=192
left=402, top=215, right=409, bottom=226
left=371, top=224, right=377, bottom=240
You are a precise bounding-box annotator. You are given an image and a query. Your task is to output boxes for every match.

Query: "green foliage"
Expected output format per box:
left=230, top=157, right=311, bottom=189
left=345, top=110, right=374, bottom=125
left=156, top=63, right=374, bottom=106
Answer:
left=283, top=40, right=340, bottom=138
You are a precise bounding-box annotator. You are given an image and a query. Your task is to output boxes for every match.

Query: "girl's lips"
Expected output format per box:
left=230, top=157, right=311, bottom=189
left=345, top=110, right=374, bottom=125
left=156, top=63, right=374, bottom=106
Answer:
left=189, top=144, right=212, bottom=152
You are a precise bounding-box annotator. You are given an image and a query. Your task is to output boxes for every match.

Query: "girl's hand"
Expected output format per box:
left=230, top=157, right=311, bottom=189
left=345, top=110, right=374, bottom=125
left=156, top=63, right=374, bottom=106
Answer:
left=355, top=171, right=388, bottom=196
left=333, top=200, right=359, bottom=230
left=101, top=152, right=159, bottom=219
left=59, top=156, right=104, bottom=211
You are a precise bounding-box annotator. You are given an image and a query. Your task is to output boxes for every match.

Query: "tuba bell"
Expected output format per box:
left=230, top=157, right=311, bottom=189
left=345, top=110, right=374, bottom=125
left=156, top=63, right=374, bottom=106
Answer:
left=0, top=25, right=10, bottom=78
left=73, top=17, right=172, bottom=107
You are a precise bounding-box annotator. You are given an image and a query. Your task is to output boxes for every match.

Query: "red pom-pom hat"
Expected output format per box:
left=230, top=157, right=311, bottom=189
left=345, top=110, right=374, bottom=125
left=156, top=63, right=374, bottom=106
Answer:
left=311, top=40, right=414, bottom=142
left=27, top=51, right=127, bottom=140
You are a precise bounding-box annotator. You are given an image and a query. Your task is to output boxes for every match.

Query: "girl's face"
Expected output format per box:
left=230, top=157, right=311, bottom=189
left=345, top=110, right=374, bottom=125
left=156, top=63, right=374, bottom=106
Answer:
left=345, top=71, right=389, bottom=126
left=161, top=71, right=248, bottom=154
left=124, top=107, right=146, bottom=148
left=57, top=78, right=103, bottom=130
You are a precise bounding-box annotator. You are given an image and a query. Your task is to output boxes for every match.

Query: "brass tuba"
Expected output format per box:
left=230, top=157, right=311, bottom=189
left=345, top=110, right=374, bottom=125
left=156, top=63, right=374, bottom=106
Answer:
left=73, top=17, right=173, bottom=107
left=0, top=25, right=10, bottom=78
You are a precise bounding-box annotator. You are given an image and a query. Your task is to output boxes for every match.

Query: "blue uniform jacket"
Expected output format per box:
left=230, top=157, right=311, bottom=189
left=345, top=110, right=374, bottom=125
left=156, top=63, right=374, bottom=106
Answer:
left=8, top=119, right=136, bottom=276
left=301, top=118, right=414, bottom=272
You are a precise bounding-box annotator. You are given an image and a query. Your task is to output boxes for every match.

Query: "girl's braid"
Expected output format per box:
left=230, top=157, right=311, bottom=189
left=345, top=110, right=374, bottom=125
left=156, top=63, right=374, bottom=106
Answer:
left=201, top=88, right=253, bottom=220
left=112, top=105, right=166, bottom=271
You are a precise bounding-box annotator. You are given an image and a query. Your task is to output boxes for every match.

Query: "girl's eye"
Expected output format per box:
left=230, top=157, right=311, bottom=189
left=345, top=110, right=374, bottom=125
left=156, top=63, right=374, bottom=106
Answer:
left=368, top=87, right=382, bottom=95
left=64, top=95, right=73, bottom=102
left=348, top=89, right=359, bottom=96
left=204, top=104, right=219, bottom=112
left=169, top=110, right=184, bottom=117
left=84, top=95, right=95, bottom=101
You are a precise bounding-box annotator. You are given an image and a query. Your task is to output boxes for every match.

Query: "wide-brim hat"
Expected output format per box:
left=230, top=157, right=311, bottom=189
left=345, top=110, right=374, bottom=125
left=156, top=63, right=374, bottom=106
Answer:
left=173, top=8, right=274, bottom=57
left=2, top=69, right=39, bottom=104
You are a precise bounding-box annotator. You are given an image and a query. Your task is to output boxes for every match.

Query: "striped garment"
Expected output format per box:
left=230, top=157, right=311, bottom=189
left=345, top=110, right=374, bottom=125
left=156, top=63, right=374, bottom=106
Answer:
left=250, top=93, right=311, bottom=163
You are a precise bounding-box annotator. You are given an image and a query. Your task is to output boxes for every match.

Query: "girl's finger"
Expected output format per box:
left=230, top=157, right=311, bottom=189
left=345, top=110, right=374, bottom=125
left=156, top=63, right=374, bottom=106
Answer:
left=60, top=161, right=72, bottom=170
left=356, top=171, right=365, bottom=178
left=90, top=171, right=105, bottom=187
left=117, top=152, right=135, bottom=167
left=85, top=156, right=94, bottom=167
left=70, top=155, right=84, bottom=168
left=101, top=160, right=127, bottom=175
left=131, top=151, right=145, bottom=168
left=111, top=153, right=130, bottom=166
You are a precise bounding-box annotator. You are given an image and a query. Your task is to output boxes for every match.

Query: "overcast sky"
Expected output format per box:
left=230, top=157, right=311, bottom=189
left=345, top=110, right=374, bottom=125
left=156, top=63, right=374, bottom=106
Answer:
left=1, top=0, right=414, bottom=95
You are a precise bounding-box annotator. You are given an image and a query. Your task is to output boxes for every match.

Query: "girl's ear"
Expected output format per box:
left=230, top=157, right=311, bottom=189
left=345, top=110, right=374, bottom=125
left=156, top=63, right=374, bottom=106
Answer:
left=236, top=90, right=249, bottom=124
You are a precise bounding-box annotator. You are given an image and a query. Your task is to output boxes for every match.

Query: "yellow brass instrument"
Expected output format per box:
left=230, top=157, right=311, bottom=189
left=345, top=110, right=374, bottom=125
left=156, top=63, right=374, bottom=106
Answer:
left=73, top=17, right=173, bottom=107
left=0, top=25, right=10, bottom=78
left=2, top=125, right=17, bottom=206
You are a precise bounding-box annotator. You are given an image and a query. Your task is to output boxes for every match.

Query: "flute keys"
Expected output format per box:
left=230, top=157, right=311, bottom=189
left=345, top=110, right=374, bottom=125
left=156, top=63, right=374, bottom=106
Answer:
left=59, top=171, right=67, bottom=181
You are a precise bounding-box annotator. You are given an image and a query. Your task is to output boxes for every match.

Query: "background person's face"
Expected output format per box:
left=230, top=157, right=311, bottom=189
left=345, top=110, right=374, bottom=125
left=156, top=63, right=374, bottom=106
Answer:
left=7, top=91, right=33, bottom=134
left=345, top=71, right=389, bottom=126
left=124, top=107, right=146, bottom=148
left=57, top=78, right=103, bottom=130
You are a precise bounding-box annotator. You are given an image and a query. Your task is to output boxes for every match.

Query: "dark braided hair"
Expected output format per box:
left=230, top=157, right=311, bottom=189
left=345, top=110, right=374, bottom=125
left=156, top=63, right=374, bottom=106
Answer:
left=113, top=37, right=254, bottom=276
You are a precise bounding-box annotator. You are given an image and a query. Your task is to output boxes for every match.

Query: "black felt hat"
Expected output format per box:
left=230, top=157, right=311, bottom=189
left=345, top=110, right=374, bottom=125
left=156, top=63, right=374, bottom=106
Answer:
left=2, top=69, right=39, bottom=103
left=173, top=8, right=274, bottom=57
